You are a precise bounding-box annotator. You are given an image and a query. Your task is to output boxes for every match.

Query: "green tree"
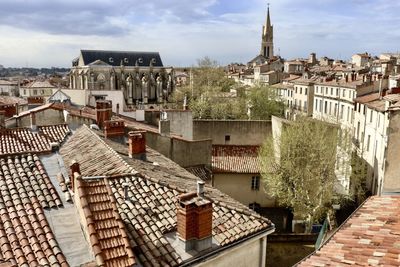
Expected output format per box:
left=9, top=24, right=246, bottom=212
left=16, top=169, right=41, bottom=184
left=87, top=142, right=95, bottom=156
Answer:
left=247, top=86, right=285, bottom=120
left=171, top=56, right=285, bottom=120
left=260, top=117, right=339, bottom=232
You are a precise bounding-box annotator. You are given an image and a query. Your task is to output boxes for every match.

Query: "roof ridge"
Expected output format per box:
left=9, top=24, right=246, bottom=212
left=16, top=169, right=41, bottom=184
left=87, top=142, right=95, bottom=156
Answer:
left=76, top=177, right=105, bottom=266
left=81, top=125, right=135, bottom=174
left=103, top=177, right=136, bottom=265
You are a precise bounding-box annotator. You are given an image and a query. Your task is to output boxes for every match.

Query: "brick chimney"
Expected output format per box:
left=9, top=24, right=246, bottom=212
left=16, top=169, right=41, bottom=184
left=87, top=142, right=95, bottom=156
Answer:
left=128, top=130, right=146, bottom=160
left=96, top=100, right=112, bottom=129
left=30, top=112, right=37, bottom=131
left=104, top=120, right=125, bottom=138
left=177, top=181, right=213, bottom=252
left=69, top=160, right=81, bottom=192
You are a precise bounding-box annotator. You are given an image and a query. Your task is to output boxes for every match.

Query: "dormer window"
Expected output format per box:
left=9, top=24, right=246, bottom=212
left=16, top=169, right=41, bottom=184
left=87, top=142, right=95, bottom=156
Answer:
left=138, top=58, right=143, bottom=64
left=109, top=57, right=114, bottom=63
left=124, top=58, right=129, bottom=64
left=151, top=58, right=156, bottom=64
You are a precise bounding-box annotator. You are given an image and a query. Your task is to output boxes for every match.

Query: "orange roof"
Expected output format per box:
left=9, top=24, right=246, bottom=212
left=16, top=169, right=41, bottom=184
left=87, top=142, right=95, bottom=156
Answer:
left=76, top=177, right=136, bottom=267
left=0, top=154, right=67, bottom=266
left=212, top=145, right=260, bottom=173
left=298, top=196, right=400, bottom=266
left=0, top=124, right=71, bottom=156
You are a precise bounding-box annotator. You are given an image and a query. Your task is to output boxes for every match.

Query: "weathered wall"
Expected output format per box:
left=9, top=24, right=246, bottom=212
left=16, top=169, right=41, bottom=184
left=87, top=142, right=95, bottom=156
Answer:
left=8, top=108, right=95, bottom=130
left=167, top=111, right=193, bottom=140
left=197, top=236, right=264, bottom=267
left=145, top=110, right=193, bottom=140
left=145, top=131, right=211, bottom=168
left=89, top=90, right=125, bottom=113
left=193, top=120, right=272, bottom=145
left=383, top=110, right=400, bottom=193
left=213, top=173, right=275, bottom=207
left=58, top=89, right=87, bottom=106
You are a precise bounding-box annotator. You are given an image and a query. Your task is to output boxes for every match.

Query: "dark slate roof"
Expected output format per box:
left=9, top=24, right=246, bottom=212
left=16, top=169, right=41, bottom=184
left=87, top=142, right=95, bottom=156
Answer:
left=80, top=50, right=164, bottom=67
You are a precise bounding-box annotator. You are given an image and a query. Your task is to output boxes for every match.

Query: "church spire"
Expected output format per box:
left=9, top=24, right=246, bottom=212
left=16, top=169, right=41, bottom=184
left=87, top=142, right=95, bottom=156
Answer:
left=260, top=3, right=274, bottom=59
left=266, top=4, right=271, bottom=29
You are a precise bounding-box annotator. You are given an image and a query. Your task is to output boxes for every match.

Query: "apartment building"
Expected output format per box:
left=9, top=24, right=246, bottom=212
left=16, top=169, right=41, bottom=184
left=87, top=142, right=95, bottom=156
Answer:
left=353, top=89, right=400, bottom=194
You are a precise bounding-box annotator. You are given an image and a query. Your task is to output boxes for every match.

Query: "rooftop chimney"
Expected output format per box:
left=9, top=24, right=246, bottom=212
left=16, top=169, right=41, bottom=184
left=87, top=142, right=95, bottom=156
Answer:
left=69, top=160, right=80, bottom=192
left=104, top=120, right=125, bottom=138
left=128, top=130, right=146, bottom=160
left=30, top=112, right=37, bottom=131
left=96, top=100, right=112, bottom=129
left=176, top=186, right=213, bottom=252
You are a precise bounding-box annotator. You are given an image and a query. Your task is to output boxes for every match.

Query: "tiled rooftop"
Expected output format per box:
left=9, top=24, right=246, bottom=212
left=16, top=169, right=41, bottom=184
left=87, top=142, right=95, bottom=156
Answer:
left=59, top=126, right=133, bottom=177
left=0, top=154, right=67, bottom=266
left=185, top=165, right=212, bottom=181
left=297, top=196, right=400, bottom=267
left=61, top=125, right=273, bottom=267
left=0, top=124, right=70, bottom=156
left=212, top=145, right=261, bottom=173
left=76, top=177, right=135, bottom=267
left=0, top=96, right=27, bottom=106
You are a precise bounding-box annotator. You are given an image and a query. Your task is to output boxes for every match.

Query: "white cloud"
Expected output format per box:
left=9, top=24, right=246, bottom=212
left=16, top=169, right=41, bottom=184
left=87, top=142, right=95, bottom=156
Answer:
left=0, top=0, right=398, bottom=67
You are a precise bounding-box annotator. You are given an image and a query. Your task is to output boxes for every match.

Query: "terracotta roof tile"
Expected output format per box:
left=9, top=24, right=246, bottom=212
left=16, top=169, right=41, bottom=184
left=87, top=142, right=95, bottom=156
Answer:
left=0, top=154, right=68, bottom=266
left=185, top=165, right=212, bottom=181
left=0, top=124, right=70, bottom=156
left=297, top=196, right=400, bottom=267
left=212, top=145, right=260, bottom=173
left=76, top=177, right=135, bottom=267
left=62, top=126, right=273, bottom=266
left=59, top=126, right=133, bottom=177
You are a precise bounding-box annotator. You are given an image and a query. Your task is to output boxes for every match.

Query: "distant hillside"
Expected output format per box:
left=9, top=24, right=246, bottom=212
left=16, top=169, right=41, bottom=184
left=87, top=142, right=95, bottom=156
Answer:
left=0, top=67, right=70, bottom=78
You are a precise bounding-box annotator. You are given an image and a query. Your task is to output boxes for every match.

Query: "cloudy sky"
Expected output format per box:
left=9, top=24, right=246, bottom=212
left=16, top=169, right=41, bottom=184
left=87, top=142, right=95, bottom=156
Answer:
left=0, top=0, right=399, bottom=68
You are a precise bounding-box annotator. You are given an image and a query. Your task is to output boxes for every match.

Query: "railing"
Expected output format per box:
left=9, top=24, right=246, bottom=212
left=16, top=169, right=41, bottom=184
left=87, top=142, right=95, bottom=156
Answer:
left=315, top=218, right=329, bottom=249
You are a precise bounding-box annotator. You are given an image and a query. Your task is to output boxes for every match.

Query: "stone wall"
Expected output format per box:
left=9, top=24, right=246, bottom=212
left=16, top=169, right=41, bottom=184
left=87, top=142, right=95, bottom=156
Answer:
left=145, top=110, right=193, bottom=140
left=7, top=108, right=95, bottom=130
left=197, top=236, right=265, bottom=267
left=193, top=120, right=272, bottom=145
left=145, top=131, right=211, bottom=168
left=383, top=110, right=400, bottom=193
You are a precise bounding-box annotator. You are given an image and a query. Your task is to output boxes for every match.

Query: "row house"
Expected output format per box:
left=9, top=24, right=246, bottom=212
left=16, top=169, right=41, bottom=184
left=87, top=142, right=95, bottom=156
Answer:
left=288, top=76, right=316, bottom=118
left=353, top=90, right=400, bottom=195
left=312, top=74, right=381, bottom=128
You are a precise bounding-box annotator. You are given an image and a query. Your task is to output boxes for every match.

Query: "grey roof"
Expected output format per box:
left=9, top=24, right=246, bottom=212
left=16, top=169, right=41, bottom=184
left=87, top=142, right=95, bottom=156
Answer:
left=48, top=89, right=71, bottom=103
left=80, top=50, right=164, bottom=67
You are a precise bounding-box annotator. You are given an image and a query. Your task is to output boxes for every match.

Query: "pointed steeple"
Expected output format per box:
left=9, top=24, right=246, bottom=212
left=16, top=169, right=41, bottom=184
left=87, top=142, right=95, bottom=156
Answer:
left=260, top=3, right=274, bottom=59
left=266, top=4, right=271, bottom=29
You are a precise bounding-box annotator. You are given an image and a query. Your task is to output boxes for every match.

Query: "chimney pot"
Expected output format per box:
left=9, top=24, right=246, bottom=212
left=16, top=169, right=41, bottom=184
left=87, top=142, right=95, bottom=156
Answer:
left=197, top=181, right=205, bottom=197
left=69, top=160, right=80, bottom=191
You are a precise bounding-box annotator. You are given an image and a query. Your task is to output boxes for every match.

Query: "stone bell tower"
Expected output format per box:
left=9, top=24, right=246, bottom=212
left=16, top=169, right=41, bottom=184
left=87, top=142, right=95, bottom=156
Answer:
left=260, top=4, right=274, bottom=59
